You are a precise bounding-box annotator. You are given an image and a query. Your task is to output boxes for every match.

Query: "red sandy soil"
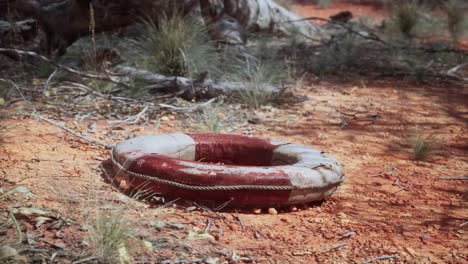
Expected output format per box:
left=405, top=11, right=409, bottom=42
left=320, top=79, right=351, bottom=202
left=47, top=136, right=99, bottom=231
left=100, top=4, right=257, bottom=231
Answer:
left=1, top=1, right=467, bottom=264
left=293, top=0, right=385, bottom=20
left=1, top=78, right=467, bottom=263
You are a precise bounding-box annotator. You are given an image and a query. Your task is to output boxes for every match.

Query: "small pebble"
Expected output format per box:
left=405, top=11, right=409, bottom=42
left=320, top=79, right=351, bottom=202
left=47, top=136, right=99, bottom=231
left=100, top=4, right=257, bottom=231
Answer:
left=253, top=208, right=262, bottom=214
left=204, top=257, right=219, bottom=264
left=290, top=206, right=298, bottom=212
left=268, top=208, right=277, bottom=215
left=118, top=180, right=129, bottom=190
left=227, top=223, right=237, bottom=231
left=185, top=206, right=197, bottom=212
left=337, top=212, right=347, bottom=218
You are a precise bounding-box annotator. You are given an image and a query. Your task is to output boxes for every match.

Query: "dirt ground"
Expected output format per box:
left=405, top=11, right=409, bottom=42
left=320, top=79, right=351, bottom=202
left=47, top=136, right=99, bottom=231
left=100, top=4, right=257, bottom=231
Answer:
left=1, top=1, right=467, bottom=264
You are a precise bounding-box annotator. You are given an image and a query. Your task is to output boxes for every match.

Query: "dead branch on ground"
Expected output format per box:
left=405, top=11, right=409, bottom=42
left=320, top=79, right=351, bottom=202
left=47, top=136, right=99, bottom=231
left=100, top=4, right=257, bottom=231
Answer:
left=337, top=110, right=380, bottom=128
left=0, top=48, right=129, bottom=87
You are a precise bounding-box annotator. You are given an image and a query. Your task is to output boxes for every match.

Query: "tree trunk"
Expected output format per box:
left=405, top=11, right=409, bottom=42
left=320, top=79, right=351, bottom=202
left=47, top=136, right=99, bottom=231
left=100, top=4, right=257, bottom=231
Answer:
left=5, top=0, right=327, bottom=55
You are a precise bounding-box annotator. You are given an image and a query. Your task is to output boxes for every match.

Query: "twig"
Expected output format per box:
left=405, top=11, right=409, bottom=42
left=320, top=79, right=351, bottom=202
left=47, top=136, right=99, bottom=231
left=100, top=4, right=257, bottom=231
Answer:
left=43, top=69, right=58, bottom=95
left=204, top=219, right=211, bottom=233
left=371, top=169, right=397, bottom=177
left=214, top=197, right=234, bottom=211
left=71, top=256, right=98, bottom=264
left=393, top=184, right=412, bottom=194
left=293, top=242, right=350, bottom=256
left=193, top=202, right=226, bottom=221
left=108, top=106, right=149, bottom=125
left=160, top=258, right=204, bottom=264
left=159, top=98, right=217, bottom=112
left=344, top=214, right=419, bottom=237
left=0, top=113, right=114, bottom=148
left=338, top=110, right=380, bottom=128
left=446, top=63, right=468, bottom=81
left=340, top=231, right=355, bottom=238
left=235, top=209, right=245, bottom=232
left=436, top=177, right=468, bottom=180
left=0, top=48, right=129, bottom=88
left=318, top=242, right=350, bottom=250
left=63, top=82, right=136, bottom=104
left=363, top=254, right=398, bottom=264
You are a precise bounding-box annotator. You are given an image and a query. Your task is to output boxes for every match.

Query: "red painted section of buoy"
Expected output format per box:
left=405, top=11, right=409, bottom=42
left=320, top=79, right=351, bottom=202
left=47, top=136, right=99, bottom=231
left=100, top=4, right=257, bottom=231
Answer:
left=128, top=154, right=291, bottom=187
left=188, top=133, right=277, bottom=166
left=110, top=133, right=345, bottom=206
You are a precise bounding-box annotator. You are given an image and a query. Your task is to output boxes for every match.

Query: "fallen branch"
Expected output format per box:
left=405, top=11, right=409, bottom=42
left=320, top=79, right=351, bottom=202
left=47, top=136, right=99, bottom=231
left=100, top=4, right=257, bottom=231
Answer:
left=0, top=48, right=129, bottom=88
left=446, top=64, right=468, bottom=81
left=363, top=254, right=398, bottom=264
left=337, top=110, right=380, bottom=128
left=62, top=82, right=137, bottom=104
left=116, top=66, right=282, bottom=100
left=436, top=177, right=468, bottom=180
left=371, top=168, right=397, bottom=177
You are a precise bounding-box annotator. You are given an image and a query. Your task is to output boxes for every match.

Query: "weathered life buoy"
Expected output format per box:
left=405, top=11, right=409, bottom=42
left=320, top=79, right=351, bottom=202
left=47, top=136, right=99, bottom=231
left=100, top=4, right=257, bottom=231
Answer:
left=110, top=133, right=345, bottom=206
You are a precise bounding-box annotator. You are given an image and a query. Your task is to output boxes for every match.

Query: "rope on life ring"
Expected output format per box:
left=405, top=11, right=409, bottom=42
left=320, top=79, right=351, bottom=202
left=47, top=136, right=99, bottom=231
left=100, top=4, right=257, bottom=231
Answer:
left=109, top=133, right=345, bottom=206
left=110, top=149, right=298, bottom=191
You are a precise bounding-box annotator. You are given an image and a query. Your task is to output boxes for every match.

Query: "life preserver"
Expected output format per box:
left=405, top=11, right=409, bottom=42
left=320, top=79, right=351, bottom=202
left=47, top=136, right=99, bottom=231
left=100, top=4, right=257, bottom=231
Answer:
left=110, top=133, right=345, bottom=206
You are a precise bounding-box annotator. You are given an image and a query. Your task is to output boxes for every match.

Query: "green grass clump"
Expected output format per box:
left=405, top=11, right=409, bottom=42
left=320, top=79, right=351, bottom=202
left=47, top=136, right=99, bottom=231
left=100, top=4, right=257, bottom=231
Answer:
left=138, top=13, right=220, bottom=78
left=407, top=127, right=435, bottom=160
left=85, top=207, right=138, bottom=263
left=443, top=0, right=468, bottom=44
left=386, top=0, right=425, bottom=39
left=198, top=107, right=227, bottom=133
left=306, top=34, right=366, bottom=76
left=231, top=60, right=285, bottom=108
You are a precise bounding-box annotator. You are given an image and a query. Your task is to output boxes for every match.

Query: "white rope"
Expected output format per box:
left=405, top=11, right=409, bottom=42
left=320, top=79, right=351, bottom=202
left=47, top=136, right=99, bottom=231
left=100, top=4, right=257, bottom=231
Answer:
left=110, top=149, right=341, bottom=191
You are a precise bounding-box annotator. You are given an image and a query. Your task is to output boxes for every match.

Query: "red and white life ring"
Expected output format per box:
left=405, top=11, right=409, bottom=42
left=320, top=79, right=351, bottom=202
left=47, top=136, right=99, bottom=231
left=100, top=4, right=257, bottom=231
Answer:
left=110, top=133, right=345, bottom=206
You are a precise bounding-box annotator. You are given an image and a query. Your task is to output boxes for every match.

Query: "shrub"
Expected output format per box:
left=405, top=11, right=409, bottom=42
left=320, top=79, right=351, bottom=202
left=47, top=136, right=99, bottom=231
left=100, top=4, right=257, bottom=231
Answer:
left=138, top=13, right=220, bottom=78
left=197, top=105, right=228, bottom=133
left=407, top=127, right=435, bottom=160
left=231, top=60, right=286, bottom=108
left=85, top=206, right=138, bottom=263
left=386, top=0, right=425, bottom=39
left=306, top=34, right=366, bottom=76
left=443, top=0, right=468, bottom=44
